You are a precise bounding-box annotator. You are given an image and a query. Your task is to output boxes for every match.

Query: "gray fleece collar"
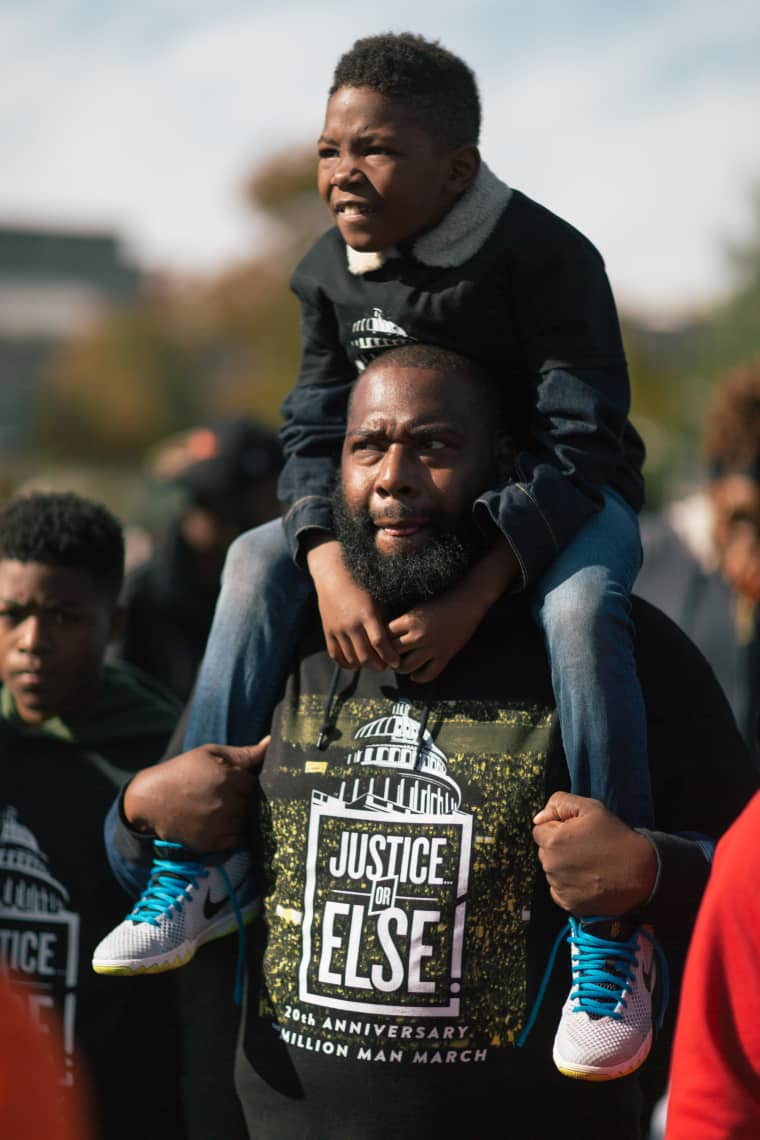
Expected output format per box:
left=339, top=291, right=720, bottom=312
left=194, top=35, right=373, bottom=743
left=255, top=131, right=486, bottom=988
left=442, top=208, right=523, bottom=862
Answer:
left=346, top=162, right=512, bottom=275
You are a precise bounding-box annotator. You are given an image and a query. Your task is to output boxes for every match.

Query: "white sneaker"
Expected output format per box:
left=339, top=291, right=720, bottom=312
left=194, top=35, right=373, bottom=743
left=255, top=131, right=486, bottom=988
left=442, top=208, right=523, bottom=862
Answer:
left=552, top=917, right=657, bottom=1081
left=92, top=843, right=258, bottom=976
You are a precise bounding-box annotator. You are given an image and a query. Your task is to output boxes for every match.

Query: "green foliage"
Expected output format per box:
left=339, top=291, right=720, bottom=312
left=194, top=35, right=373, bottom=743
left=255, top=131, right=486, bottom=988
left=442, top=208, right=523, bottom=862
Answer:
left=627, top=189, right=760, bottom=507
left=34, top=147, right=327, bottom=473
left=34, top=297, right=204, bottom=462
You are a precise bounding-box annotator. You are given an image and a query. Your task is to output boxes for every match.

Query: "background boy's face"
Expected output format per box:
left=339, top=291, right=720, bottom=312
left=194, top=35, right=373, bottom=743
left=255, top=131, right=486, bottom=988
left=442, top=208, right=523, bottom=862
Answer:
left=318, top=86, right=468, bottom=252
left=0, top=560, right=116, bottom=725
left=710, top=473, right=760, bottom=603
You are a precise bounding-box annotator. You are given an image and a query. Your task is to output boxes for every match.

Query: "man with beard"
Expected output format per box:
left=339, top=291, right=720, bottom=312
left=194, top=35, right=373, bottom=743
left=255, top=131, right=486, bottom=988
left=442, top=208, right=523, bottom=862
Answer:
left=101, top=346, right=756, bottom=1139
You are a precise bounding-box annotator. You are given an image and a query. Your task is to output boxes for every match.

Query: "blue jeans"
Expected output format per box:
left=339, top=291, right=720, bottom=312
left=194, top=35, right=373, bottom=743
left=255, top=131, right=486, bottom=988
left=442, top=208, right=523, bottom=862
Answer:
left=533, top=488, right=652, bottom=828
left=185, top=498, right=653, bottom=829
left=183, top=519, right=312, bottom=749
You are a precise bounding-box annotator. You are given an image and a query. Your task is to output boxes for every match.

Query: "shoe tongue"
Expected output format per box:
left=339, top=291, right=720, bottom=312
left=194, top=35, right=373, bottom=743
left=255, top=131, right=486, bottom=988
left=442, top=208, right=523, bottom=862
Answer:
left=581, top=918, right=635, bottom=942
left=578, top=919, right=635, bottom=1019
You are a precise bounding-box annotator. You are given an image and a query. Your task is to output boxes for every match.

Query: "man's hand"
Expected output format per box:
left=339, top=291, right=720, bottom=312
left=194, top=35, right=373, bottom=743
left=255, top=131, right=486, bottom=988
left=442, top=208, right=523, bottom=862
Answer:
left=123, top=741, right=268, bottom=852
left=532, top=791, right=657, bottom=917
left=388, top=591, right=485, bottom=682
left=307, top=538, right=399, bottom=671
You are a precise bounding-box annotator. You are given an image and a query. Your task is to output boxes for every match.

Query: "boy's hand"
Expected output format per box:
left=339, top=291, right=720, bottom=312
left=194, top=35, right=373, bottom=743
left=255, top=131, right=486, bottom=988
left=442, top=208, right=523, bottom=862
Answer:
left=388, top=592, right=483, bottom=682
left=124, top=741, right=267, bottom=851
left=389, top=537, right=521, bottom=682
left=307, top=537, right=399, bottom=671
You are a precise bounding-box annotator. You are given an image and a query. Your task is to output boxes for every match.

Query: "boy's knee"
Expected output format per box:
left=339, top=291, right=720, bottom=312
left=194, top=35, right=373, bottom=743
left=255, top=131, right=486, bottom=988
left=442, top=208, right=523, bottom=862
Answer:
left=540, top=568, right=629, bottom=647
left=223, top=520, right=287, bottom=582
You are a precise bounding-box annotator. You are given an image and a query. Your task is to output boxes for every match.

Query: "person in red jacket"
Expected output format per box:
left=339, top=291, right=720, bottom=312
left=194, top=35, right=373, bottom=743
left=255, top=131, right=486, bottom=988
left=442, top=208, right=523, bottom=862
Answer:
left=666, top=789, right=760, bottom=1138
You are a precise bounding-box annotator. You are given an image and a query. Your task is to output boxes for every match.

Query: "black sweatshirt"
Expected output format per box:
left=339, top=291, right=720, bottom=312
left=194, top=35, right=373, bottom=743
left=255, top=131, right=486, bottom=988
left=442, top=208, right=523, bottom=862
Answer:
left=279, top=169, right=646, bottom=585
left=112, top=597, right=756, bottom=1138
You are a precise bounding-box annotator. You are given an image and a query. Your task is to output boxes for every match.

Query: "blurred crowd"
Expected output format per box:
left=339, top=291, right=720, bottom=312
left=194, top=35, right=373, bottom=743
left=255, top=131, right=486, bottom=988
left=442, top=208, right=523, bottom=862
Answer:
left=0, top=365, right=758, bottom=1137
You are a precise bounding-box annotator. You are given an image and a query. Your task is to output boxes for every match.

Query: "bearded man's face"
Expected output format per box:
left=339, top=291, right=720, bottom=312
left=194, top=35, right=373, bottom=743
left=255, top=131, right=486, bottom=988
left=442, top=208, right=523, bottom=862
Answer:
left=337, top=360, right=498, bottom=611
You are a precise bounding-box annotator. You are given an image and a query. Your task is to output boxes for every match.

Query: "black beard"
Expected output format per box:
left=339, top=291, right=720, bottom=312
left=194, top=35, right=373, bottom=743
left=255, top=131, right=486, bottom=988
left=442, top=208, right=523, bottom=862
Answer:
left=332, top=487, right=481, bottom=613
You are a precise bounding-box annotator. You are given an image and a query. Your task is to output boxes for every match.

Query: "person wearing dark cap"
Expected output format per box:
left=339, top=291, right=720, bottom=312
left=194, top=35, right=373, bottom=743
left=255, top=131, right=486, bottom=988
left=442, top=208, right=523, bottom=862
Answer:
left=118, top=419, right=282, bottom=703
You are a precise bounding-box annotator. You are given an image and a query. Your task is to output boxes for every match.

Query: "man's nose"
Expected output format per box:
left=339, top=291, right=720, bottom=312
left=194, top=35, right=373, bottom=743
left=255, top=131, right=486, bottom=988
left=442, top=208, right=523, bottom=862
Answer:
left=375, top=444, right=418, bottom=497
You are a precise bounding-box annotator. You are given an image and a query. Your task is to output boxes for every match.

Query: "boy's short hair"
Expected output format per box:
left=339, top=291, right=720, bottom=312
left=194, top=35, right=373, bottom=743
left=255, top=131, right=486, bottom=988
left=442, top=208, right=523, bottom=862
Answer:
left=330, top=32, right=481, bottom=148
left=0, top=491, right=125, bottom=602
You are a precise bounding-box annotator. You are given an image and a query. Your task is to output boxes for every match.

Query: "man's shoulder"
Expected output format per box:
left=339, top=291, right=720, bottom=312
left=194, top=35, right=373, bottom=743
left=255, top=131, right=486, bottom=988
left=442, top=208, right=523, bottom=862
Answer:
left=631, top=593, right=748, bottom=759
left=632, top=594, right=721, bottom=683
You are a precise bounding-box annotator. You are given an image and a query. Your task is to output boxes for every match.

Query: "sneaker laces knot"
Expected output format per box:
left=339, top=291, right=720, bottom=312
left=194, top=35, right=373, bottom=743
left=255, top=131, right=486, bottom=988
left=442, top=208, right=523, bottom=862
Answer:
left=567, top=920, right=640, bottom=1020
left=517, top=916, right=669, bottom=1049
left=128, top=841, right=209, bottom=927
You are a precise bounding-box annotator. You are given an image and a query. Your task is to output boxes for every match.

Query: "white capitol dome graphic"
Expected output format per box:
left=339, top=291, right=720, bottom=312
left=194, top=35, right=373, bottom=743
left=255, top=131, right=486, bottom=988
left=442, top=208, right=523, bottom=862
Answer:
left=351, top=308, right=414, bottom=366
left=334, top=700, right=461, bottom=816
left=0, top=806, right=69, bottom=913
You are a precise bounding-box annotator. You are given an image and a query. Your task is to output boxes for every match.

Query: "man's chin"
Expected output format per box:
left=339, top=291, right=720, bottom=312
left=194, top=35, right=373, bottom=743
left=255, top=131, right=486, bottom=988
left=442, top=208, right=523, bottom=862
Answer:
left=332, top=488, right=477, bottom=610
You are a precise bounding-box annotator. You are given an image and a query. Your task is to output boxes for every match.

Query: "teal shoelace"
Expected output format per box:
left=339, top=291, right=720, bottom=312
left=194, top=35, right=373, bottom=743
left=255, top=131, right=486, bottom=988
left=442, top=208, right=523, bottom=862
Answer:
left=128, top=840, right=249, bottom=1004
left=128, top=843, right=209, bottom=925
left=517, top=916, right=669, bottom=1048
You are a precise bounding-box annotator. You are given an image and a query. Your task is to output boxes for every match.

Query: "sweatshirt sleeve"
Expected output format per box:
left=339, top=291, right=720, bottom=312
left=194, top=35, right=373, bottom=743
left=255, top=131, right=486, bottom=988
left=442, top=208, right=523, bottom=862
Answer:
left=103, top=791, right=155, bottom=898
left=473, top=226, right=640, bottom=587
left=278, top=257, right=356, bottom=563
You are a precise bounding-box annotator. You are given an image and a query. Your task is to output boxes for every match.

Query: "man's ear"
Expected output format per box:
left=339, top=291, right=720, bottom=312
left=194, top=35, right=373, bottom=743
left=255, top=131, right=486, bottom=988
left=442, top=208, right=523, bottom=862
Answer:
left=108, top=603, right=126, bottom=644
left=448, top=145, right=480, bottom=195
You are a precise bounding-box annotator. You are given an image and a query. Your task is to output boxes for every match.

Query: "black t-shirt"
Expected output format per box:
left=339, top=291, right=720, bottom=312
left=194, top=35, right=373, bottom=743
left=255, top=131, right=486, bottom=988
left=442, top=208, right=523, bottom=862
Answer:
left=0, top=716, right=186, bottom=1140
left=233, top=596, right=756, bottom=1139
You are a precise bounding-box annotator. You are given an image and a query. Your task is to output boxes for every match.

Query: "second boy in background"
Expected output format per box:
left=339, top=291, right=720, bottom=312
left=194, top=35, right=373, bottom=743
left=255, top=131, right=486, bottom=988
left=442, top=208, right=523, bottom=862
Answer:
left=98, top=32, right=654, bottom=1083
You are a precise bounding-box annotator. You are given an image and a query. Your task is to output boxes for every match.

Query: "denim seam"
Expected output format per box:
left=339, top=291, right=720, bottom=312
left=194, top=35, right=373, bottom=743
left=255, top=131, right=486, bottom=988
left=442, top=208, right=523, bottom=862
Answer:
left=473, top=497, right=528, bottom=588
left=283, top=494, right=331, bottom=524
left=511, top=473, right=561, bottom=553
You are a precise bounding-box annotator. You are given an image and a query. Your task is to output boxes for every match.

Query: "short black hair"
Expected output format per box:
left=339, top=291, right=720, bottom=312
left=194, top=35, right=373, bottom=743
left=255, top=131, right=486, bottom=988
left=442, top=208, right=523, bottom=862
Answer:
left=0, top=492, right=125, bottom=603
left=330, top=32, right=481, bottom=148
left=359, top=342, right=506, bottom=429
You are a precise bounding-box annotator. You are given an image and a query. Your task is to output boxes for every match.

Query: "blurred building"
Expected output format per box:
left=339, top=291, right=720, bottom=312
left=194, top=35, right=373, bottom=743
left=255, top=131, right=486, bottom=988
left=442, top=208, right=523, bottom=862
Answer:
left=0, top=225, right=141, bottom=454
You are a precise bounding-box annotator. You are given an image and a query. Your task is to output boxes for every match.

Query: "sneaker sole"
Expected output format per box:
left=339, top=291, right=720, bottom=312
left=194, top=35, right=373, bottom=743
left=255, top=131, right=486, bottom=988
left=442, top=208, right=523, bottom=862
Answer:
left=92, top=899, right=259, bottom=976
left=553, top=1029, right=652, bottom=1082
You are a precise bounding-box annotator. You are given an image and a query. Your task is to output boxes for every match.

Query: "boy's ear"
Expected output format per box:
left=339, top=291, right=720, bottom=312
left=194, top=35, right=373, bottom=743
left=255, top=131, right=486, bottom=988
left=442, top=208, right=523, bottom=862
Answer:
left=448, top=145, right=480, bottom=195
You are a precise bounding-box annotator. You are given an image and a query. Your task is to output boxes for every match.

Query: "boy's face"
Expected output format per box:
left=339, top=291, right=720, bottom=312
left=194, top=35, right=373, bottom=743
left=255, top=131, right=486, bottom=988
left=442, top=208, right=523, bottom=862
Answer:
left=318, top=86, right=475, bottom=252
left=0, top=560, right=117, bottom=725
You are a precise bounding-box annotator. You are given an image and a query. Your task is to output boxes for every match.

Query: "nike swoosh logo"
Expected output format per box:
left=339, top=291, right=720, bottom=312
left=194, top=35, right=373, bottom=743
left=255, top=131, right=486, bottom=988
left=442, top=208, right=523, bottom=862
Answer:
left=203, top=876, right=250, bottom=920
left=642, top=959, right=656, bottom=993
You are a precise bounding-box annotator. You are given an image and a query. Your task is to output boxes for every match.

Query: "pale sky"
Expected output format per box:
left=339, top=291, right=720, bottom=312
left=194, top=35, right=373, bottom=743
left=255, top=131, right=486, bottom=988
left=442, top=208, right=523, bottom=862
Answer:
left=1, top=0, right=759, bottom=321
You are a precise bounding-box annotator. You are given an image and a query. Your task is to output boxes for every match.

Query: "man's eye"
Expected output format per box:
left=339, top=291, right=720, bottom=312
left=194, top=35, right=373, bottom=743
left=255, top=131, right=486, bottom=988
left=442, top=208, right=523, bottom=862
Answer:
left=318, top=146, right=338, bottom=159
